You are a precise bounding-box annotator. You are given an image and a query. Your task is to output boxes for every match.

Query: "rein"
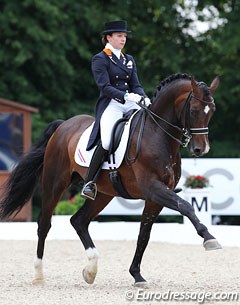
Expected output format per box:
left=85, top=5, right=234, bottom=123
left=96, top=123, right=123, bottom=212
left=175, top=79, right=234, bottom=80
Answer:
left=137, top=99, right=190, bottom=147
left=137, top=92, right=214, bottom=148
left=126, top=109, right=146, bottom=165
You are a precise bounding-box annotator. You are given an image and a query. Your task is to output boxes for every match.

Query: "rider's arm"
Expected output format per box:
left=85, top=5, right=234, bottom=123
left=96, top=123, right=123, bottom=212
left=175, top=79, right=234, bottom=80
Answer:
left=91, top=54, right=126, bottom=103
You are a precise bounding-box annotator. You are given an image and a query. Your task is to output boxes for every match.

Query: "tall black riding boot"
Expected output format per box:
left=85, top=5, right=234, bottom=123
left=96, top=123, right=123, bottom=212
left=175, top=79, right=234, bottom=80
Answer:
left=81, top=144, right=107, bottom=200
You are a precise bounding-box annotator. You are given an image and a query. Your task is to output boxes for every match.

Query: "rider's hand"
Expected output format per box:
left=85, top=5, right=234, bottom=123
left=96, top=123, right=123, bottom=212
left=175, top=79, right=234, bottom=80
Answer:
left=144, top=97, right=151, bottom=107
left=124, top=93, right=142, bottom=103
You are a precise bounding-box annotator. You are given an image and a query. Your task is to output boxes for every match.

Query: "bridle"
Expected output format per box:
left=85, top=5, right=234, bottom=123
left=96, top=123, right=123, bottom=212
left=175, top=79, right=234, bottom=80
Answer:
left=137, top=91, right=215, bottom=148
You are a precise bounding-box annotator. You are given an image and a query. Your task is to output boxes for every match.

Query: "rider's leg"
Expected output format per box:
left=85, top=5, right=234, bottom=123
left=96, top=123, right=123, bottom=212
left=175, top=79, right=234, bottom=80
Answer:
left=100, top=100, right=124, bottom=149
left=81, top=100, right=123, bottom=200
left=81, top=144, right=107, bottom=200
left=81, top=99, right=140, bottom=200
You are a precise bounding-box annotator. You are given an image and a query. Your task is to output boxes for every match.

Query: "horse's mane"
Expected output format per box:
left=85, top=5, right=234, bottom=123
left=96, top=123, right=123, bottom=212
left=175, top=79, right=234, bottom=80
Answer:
left=158, top=73, right=192, bottom=90
left=153, top=73, right=192, bottom=99
left=152, top=73, right=210, bottom=100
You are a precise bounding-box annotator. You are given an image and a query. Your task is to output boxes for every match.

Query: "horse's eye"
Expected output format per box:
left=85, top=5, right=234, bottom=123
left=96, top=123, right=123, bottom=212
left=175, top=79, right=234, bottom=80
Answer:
left=190, top=109, right=198, bottom=117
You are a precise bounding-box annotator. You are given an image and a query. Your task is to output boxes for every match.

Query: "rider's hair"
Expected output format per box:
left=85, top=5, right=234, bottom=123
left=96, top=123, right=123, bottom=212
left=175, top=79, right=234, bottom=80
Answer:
left=102, top=34, right=112, bottom=46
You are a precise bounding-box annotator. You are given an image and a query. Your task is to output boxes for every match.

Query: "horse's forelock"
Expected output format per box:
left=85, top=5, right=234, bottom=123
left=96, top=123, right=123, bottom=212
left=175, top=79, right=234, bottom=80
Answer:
left=197, top=81, right=210, bottom=96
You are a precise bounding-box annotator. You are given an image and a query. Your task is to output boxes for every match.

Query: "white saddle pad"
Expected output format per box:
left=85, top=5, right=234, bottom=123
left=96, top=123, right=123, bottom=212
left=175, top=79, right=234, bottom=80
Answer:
left=74, top=111, right=139, bottom=170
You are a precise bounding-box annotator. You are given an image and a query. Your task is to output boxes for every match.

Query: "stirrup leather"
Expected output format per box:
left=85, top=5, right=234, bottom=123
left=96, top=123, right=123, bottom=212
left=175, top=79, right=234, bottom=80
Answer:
left=81, top=181, right=97, bottom=200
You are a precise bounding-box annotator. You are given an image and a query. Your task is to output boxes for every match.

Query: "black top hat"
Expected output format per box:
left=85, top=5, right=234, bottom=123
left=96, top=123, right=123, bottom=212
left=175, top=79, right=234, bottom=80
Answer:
left=102, top=20, right=131, bottom=35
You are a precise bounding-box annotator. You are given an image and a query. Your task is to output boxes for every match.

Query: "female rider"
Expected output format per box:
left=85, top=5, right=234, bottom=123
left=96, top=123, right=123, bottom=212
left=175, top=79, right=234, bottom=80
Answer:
left=81, top=20, right=150, bottom=200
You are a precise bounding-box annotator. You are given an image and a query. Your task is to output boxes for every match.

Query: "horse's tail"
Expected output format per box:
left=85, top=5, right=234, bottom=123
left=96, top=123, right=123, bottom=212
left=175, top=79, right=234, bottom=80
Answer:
left=0, top=119, right=64, bottom=220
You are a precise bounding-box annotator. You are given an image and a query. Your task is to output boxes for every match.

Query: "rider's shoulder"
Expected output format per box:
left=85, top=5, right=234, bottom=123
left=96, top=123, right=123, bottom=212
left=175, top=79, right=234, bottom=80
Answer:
left=92, top=51, right=107, bottom=60
left=92, top=51, right=109, bottom=68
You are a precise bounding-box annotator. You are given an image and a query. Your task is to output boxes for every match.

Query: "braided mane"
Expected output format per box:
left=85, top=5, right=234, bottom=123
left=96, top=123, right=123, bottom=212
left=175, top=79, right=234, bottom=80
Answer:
left=153, top=73, right=192, bottom=99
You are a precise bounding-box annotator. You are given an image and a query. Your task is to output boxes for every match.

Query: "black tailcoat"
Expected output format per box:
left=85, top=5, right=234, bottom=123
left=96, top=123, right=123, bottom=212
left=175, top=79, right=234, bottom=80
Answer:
left=87, top=49, right=146, bottom=150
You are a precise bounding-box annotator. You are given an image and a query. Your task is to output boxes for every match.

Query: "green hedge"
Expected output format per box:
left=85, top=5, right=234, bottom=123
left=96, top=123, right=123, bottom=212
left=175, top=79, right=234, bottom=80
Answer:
left=55, top=194, right=85, bottom=215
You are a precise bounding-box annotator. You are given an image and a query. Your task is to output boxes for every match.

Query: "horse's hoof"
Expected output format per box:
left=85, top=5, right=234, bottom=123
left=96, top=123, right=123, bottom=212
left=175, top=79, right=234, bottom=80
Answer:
left=203, top=239, right=222, bottom=251
left=82, top=267, right=97, bottom=284
left=32, top=278, right=44, bottom=285
left=134, top=281, right=148, bottom=288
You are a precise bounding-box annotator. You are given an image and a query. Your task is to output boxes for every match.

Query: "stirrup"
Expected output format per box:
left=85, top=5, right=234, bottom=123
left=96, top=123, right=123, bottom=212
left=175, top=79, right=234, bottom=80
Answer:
left=80, top=181, right=97, bottom=200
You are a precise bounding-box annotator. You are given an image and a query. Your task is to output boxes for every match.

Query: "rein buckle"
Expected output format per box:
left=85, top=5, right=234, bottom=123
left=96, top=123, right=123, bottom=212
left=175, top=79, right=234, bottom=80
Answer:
left=182, top=129, right=192, bottom=147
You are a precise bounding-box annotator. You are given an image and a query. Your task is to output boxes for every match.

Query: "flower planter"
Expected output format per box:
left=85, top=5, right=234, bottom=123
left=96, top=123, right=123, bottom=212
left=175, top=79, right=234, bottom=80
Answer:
left=183, top=188, right=211, bottom=226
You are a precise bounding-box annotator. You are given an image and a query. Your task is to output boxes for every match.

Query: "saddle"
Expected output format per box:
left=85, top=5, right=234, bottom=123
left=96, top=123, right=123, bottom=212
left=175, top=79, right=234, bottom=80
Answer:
left=107, top=109, right=144, bottom=199
left=75, top=109, right=141, bottom=169
left=74, top=109, right=143, bottom=199
left=108, top=109, right=137, bottom=155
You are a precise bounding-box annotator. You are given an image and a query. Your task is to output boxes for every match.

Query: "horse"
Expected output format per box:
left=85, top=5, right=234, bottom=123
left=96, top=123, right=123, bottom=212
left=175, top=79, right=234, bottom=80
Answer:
left=0, top=73, right=221, bottom=287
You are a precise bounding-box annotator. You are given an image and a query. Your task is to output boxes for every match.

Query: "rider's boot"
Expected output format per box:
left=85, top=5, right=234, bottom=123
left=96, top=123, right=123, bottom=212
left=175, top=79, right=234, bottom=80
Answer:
left=81, top=144, right=108, bottom=200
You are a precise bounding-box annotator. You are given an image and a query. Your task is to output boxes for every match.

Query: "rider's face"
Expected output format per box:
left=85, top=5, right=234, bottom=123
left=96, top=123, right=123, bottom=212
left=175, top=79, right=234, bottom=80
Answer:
left=107, top=32, right=127, bottom=50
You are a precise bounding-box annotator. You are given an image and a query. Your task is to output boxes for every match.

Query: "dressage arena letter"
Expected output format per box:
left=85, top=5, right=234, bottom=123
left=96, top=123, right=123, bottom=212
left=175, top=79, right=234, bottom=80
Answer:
left=192, top=196, right=208, bottom=212
left=183, top=190, right=211, bottom=226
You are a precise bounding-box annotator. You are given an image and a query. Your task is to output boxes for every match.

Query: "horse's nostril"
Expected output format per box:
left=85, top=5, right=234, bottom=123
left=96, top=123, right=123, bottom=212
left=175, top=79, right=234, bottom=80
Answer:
left=194, top=148, right=202, bottom=156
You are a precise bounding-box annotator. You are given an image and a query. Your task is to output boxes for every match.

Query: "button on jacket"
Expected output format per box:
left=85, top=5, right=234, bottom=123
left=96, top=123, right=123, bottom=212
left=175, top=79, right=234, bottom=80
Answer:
left=87, top=49, right=146, bottom=150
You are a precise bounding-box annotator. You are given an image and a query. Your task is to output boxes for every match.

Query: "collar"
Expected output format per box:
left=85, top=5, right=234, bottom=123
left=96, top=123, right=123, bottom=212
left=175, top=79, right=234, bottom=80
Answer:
left=103, top=46, right=128, bottom=71
left=105, top=43, right=122, bottom=59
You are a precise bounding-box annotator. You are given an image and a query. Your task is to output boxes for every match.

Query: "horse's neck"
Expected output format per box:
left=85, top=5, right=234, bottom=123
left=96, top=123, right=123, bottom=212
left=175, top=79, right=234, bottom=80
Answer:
left=151, top=91, right=177, bottom=122
left=148, top=89, right=184, bottom=154
left=152, top=82, right=190, bottom=123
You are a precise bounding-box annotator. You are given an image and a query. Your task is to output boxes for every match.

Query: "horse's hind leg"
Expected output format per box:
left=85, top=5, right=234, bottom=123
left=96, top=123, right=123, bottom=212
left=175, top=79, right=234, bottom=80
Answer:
left=129, top=201, right=163, bottom=287
left=70, top=192, right=113, bottom=284
left=33, top=209, right=51, bottom=284
left=33, top=164, right=71, bottom=284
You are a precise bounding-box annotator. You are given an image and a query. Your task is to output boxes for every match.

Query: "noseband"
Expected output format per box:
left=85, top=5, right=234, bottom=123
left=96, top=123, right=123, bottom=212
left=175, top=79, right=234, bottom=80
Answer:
left=137, top=91, right=215, bottom=148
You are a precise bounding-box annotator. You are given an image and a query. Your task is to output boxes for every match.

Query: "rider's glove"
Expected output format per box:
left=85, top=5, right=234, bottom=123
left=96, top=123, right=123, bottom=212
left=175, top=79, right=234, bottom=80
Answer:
left=144, top=97, right=151, bottom=107
left=124, top=93, right=142, bottom=104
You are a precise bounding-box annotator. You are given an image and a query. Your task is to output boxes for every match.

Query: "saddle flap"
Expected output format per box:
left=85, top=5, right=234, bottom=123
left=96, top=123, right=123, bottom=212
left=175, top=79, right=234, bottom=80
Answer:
left=74, top=110, right=139, bottom=170
left=109, top=109, right=137, bottom=155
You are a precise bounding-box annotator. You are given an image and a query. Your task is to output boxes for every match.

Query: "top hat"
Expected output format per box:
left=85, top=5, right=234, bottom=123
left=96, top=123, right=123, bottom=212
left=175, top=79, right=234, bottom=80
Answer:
left=102, top=20, right=131, bottom=35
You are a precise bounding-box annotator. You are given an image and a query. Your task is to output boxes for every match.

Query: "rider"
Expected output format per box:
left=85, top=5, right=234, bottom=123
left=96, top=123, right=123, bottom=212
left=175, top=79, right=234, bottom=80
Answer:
left=81, top=20, right=151, bottom=200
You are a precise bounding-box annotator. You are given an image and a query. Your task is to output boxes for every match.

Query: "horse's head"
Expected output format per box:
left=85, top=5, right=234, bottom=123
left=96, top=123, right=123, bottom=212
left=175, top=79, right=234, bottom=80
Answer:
left=146, top=74, right=219, bottom=158
left=184, top=77, right=219, bottom=157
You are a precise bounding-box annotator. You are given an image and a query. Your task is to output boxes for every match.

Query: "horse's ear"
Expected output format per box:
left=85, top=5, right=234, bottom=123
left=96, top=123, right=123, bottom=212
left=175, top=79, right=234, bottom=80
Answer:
left=191, top=78, right=201, bottom=95
left=209, top=76, right=220, bottom=95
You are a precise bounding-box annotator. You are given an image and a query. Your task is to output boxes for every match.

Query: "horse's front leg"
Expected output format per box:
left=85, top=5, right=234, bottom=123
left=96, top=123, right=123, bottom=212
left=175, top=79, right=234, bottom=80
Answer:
left=70, top=193, right=113, bottom=284
left=148, top=181, right=222, bottom=250
left=129, top=201, right=163, bottom=287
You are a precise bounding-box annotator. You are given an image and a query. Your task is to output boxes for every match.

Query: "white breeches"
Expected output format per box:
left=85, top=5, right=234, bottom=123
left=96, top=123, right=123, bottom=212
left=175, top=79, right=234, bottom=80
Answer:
left=100, top=99, right=141, bottom=150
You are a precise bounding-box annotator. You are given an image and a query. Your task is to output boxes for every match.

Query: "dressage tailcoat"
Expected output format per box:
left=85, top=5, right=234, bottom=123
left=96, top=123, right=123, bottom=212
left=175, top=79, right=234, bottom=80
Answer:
left=86, top=49, right=147, bottom=150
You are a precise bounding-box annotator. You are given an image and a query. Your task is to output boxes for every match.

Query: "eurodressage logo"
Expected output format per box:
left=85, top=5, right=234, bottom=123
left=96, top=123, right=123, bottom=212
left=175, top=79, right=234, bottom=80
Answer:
left=125, top=289, right=239, bottom=303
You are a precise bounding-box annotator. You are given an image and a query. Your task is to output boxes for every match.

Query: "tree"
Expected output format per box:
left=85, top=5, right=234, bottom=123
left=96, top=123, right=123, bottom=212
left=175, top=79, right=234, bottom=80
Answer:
left=194, top=0, right=240, bottom=156
left=0, top=0, right=239, bottom=156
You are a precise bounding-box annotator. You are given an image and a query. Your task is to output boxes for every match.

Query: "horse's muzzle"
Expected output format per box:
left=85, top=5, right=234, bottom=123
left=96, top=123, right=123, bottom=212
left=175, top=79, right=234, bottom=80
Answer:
left=189, top=137, right=210, bottom=157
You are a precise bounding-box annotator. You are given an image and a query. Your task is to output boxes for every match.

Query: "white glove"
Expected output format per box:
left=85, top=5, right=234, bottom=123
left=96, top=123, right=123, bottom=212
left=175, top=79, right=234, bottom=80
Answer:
left=124, top=93, right=142, bottom=103
left=144, top=97, right=151, bottom=107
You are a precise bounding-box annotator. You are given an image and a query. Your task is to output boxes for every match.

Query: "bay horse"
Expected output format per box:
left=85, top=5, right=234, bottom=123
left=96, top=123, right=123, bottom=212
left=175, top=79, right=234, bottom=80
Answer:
left=0, top=73, right=221, bottom=287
